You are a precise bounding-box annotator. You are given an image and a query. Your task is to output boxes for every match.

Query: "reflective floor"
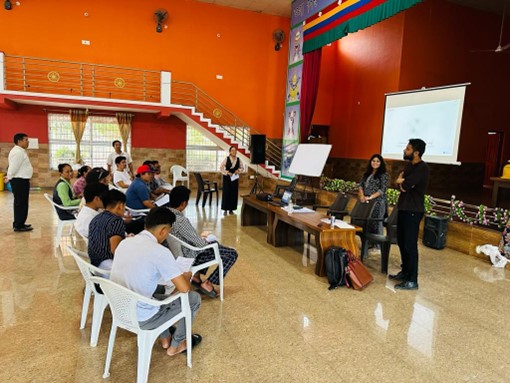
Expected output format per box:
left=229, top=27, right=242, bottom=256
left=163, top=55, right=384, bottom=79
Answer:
left=1, top=191, right=509, bottom=383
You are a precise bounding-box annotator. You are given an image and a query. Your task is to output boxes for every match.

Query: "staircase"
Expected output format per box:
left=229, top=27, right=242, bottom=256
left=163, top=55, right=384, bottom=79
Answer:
left=0, top=53, right=282, bottom=178
left=170, top=81, right=281, bottom=178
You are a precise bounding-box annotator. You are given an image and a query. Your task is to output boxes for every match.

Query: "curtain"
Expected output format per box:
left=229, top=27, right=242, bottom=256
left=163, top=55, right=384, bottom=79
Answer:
left=299, top=48, right=323, bottom=143
left=116, top=112, right=133, bottom=150
left=69, top=109, right=89, bottom=164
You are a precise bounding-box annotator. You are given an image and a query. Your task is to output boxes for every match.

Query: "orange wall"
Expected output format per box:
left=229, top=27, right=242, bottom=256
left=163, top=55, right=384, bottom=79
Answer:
left=321, top=13, right=405, bottom=159
left=313, top=0, right=510, bottom=163
left=0, top=0, right=289, bottom=139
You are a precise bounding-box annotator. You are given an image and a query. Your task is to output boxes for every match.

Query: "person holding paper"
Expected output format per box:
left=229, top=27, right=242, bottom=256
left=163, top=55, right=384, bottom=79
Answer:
left=169, top=186, right=238, bottom=298
left=220, top=146, right=244, bottom=215
left=111, top=207, right=202, bottom=356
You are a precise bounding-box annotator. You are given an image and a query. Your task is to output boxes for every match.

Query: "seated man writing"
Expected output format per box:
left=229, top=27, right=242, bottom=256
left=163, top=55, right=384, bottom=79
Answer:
left=111, top=207, right=202, bottom=355
left=169, top=186, right=238, bottom=298
left=88, top=189, right=127, bottom=270
left=126, top=165, right=156, bottom=210
left=113, top=156, right=132, bottom=189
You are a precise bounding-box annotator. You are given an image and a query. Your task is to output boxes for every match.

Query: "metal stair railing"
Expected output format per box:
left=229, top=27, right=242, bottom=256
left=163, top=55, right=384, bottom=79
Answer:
left=171, top=80, right=282, bottom=170
left=1, top=54, right=282, bottom=171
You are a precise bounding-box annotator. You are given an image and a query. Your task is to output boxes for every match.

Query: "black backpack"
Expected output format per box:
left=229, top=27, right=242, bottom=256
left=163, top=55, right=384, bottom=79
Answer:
left=325, top=247, right=349, bottom=290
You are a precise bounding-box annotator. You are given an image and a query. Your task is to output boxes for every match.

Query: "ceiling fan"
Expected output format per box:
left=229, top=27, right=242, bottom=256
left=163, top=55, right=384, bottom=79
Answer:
left=471, top=2, right=510, bottom=53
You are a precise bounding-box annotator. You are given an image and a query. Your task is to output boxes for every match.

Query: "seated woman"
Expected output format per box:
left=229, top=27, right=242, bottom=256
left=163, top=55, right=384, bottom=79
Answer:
left=53, top=163, right=82, bottom=220
left=72, top=165, right=91, bottom=198
left=85, top=167, right=111, bottom=186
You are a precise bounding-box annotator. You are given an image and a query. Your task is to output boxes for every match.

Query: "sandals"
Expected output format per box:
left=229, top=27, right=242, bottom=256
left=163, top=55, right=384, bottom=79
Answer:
left=197, top=285, right=217, bottom=298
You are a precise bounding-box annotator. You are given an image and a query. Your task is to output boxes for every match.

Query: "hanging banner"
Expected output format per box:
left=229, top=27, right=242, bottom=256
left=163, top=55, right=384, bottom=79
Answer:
left=303, top=0, right=422, bottom=53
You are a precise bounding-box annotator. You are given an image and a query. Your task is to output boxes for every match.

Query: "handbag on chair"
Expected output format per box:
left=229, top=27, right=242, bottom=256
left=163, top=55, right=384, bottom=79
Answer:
left=346, top=251, right=373, bottom=290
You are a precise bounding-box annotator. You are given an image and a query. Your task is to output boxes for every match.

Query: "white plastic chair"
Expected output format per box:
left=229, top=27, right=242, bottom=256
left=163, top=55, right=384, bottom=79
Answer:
left=44, top=193, right=78, bottom=248
left=68, top=246, right=110, bottom=347
left=89, top=277, right=192, bottom=383
left=171, top=165, right=190, bottom=188
left=167, top=234, right=224, bottom=301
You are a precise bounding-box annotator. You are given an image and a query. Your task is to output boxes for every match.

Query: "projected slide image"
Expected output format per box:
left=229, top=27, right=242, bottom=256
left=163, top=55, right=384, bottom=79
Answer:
left=382, top=100, right=460, bottom=157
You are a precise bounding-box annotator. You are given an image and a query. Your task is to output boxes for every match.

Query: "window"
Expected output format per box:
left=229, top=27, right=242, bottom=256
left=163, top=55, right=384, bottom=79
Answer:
left=186, top=126, right=226, bottom=172
left=48, top=113, right=130, bottom=169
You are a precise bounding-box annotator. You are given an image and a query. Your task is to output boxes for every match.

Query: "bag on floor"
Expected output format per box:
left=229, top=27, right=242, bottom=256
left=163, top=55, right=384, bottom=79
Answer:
left=325, top=247, right=349, bottom=290
left=346, top=250, right=373, bottom=290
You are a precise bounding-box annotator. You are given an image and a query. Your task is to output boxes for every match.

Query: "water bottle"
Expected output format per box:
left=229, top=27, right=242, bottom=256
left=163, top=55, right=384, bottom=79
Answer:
left=330, top=215, right=336, bottom=229
left=288, top=199, right=294, bottom=215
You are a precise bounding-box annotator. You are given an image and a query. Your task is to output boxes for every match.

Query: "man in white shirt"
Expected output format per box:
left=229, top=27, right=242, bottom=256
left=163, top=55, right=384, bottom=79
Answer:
left=6, top=133, right=34, bottom=232
left=112, top=156, right=132, bottom=189
left=106, top=140, right=134, bottom=178
left=74, top=182, right=109, bottom=238
left=111, top=207, right=202, bottom=356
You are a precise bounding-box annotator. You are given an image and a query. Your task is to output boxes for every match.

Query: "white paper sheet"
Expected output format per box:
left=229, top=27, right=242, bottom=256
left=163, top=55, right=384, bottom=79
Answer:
left=230, top=173, right=240, bottom=182
left=320, top=218, right=355, bottom=229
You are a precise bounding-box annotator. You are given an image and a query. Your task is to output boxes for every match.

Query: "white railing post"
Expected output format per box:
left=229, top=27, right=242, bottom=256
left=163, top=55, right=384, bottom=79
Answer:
left=160, top=71, right=171, bottom=105
left=0, top=52, right=5, bottom=92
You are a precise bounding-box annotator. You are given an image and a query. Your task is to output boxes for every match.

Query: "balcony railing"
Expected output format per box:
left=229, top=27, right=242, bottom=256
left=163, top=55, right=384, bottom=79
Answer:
left=2, top=54, right=161, bottom=102
left=1, top=53, right=282, bottom=171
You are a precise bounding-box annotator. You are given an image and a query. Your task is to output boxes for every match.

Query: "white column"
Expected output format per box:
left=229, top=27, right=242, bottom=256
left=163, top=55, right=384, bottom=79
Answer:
left=160, top=71, right=171, bottom=105
left=0, top=52, right=5, bottom=92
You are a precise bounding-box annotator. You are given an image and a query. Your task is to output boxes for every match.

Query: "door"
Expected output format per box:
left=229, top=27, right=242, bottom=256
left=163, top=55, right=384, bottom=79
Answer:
left=483, top=131, right=503, bottom=187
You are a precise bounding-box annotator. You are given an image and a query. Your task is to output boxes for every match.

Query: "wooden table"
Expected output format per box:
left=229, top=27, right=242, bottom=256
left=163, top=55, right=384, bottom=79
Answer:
left=490, top=177, right=510, bottom=207
left=241, top=194, right=361, bottom=277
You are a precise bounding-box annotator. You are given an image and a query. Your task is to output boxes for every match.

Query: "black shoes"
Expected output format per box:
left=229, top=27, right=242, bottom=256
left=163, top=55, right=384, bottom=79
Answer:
left=14, top=226, right=33, bottom=232
left=395, top=281, right=419, bottom=290
left=388, top=271, right=407, bottom=281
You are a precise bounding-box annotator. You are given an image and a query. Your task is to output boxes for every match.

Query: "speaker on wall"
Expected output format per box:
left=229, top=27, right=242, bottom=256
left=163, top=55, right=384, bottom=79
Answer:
left=250, top=134, right=266, bottom=165
left=422, top=215, right=449, bottom=250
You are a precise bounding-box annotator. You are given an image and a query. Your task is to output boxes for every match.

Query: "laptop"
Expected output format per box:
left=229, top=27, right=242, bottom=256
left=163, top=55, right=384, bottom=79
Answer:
left=269, top=190, right=293, bottom=207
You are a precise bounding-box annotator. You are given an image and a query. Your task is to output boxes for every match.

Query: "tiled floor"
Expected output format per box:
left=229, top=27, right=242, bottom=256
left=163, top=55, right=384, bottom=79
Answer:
left=1, top=190, right=509, bottom=382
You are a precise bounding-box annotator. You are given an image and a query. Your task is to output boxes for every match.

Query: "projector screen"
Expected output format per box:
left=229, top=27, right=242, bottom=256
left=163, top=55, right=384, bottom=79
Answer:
left=381, top=84, right=468, bottom=165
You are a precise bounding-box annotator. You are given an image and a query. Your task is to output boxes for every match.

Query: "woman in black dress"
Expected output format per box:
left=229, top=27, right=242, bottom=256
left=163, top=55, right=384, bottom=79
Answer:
left=220, top=146, right=244, bottom=215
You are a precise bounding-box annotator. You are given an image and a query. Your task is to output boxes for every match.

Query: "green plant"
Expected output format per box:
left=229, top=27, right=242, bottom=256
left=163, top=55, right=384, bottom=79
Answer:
left=321, top=177, right=358, bottom=193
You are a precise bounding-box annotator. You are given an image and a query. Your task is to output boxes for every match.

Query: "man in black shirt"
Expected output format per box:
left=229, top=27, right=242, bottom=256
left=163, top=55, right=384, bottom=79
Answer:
left=390, top=138, right=429, bottom=290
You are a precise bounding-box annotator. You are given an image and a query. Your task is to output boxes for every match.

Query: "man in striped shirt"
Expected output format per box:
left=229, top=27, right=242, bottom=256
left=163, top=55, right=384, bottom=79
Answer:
left=88, top=189, right=127, bottom=270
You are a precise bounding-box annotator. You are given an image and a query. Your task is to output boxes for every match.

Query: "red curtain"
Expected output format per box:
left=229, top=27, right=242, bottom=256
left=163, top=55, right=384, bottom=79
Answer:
left=299, top=48, right=322, bottom=143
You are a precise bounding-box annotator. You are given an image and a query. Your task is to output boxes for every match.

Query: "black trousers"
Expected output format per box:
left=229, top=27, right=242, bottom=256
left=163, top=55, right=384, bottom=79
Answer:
left=396, top=210, right=424, bottom=283
left=10, top=178, right=30, bottom=229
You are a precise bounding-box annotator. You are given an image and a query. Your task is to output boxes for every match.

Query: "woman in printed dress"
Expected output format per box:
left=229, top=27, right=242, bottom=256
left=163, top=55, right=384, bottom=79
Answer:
left=358, top=154, right=389, bottom=235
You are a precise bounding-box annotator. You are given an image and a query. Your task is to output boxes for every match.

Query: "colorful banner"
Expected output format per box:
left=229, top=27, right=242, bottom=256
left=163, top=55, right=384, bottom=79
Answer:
left=281, top=21, right=305, bottom=180
left=291, top=0, right=338, bottom=27
left=303, top=0, right=422, bottom=53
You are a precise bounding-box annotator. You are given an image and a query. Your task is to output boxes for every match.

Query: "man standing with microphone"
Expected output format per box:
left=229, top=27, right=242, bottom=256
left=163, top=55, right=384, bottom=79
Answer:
left=6, top=133, right=34, bottom=232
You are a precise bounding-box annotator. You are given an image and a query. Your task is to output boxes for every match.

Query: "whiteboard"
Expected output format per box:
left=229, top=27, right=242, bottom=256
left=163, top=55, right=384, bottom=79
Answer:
left=288, top=144, right=332, bottom=177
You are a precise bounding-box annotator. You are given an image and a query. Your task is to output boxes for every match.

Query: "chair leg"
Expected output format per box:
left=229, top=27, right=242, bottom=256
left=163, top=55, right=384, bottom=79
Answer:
left=215, top=190, right=219, bottom=206
left=103, top=324, right=118, bottom=379
left=196, top=191, right=202, bottom=206
left=208, top=191, right=213, bottom=206
left=360, top=235, right=368, bottom=262
left=90, top=295, right=107, bottom=347
left=381, top=243, right=390, bottom=274
left=137, top=334, right=155, bottom=383
left=56, top=221, right=64, bottom=248
left=80, top=286, right=92, bottom=329
left=202, top=193, right=208, bottom=208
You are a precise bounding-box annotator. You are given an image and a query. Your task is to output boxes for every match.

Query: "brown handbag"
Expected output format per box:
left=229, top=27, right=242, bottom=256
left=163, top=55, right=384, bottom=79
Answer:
left=346, top=251, right=373, bottom=290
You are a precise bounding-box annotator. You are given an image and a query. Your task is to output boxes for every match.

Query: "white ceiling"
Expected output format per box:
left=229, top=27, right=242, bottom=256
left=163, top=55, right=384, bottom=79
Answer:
left=194, top=0, right=508, bottom=18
